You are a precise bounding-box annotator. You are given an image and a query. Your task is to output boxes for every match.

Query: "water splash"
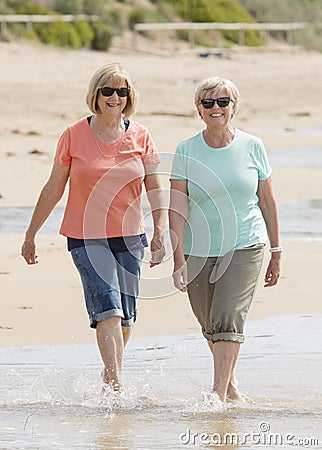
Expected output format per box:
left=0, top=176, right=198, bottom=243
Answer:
left=1, top=315, right=322, bottom=449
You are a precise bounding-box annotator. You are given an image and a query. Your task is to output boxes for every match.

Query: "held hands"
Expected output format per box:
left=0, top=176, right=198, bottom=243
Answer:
left=149, top=233, right=166, bottom=268
left=264, top=253, right=281, bottom=287
left=21, top=239, right=38, bottom=265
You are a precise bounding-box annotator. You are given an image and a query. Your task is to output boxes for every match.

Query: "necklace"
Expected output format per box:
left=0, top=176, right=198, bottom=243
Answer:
left=91, top=116, right=125, bottom=159
left=93, top=132, right=124, bottom=159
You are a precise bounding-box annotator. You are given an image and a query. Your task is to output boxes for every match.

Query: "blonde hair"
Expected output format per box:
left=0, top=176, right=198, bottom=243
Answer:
left=194, top=77, right=239, bottom=115
left=86, top=62, right=138, bottom=117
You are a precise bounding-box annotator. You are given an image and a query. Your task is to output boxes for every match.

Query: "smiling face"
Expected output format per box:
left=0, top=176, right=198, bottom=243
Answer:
left=198, top=88, right=234, bottom=130
left=194, top=77, right=239, bottom=133
left=86, top=63, right=138, bottom=118
left=96, top=78, right=129, bottom=119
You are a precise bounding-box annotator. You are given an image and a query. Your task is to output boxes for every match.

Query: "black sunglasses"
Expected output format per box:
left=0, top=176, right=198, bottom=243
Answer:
left=99, top=86, right=130, bottom=97
left=200, top=97, right=231, bottom=109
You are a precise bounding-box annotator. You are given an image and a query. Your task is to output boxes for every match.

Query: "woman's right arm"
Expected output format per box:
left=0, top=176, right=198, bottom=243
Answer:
left=169, top=179, right=189, bottom=292
left=21, top=163, right=70, bottom=265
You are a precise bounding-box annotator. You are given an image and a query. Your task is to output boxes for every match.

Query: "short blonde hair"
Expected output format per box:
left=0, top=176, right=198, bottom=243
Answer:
left=86, top=62, right=138, bottom=117
left=194, top=77, right=239, bottom=115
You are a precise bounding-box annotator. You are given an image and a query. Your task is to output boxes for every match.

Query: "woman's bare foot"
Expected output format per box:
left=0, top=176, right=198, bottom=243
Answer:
left=227, top=377, right=254, bottom=403
left=101, top=368, right=122, bottom=393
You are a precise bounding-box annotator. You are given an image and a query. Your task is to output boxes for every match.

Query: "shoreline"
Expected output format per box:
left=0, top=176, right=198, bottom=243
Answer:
left=1, top=311, right=321, bottom=351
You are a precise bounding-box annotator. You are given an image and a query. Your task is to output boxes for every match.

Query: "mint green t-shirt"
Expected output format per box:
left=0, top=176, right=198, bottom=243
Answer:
left=170, top=129, right=272, bottom=256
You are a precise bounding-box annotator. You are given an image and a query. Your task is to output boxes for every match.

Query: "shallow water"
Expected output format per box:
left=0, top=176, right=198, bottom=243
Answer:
left=278, top=198, right=322, bottom=241
left=268, top=147, right=322, bottom=169
left=1, top=314, right=321, bottom=449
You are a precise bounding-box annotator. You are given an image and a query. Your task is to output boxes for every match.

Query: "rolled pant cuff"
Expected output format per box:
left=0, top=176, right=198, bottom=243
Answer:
left=121, top=317, right=135, bottom=327
left=203, top=330, right=245, bottom=344
left=90, top=308, right=124, bottom=328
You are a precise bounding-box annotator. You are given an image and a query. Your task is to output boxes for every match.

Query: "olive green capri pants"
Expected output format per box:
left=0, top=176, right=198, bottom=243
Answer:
left=186, top=245, right=265, bottom=344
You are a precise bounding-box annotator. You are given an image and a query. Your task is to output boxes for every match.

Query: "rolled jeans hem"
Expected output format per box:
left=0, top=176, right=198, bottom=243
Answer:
left=121, top=318, right=135, bottom=327
left=203, top=331, right=245, bottom=344
left=90, top=308, right=124, bottom=328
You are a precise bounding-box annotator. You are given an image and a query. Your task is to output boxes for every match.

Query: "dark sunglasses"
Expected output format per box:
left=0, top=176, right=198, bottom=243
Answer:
left=99, top=86, right=130, bottom=97
left=200, top=97, right=231, bottom=109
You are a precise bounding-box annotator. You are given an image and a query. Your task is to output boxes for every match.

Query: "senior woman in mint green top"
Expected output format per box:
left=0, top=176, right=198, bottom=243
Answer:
left=169, top=76, right=281, bottom=404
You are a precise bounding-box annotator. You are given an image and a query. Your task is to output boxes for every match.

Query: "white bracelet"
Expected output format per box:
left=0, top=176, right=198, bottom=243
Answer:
left=269, top=246, right=283, bottom=253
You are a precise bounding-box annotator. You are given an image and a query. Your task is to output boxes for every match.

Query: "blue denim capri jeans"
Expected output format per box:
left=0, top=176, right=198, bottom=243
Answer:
left=71, top=242, right=144, bottom=328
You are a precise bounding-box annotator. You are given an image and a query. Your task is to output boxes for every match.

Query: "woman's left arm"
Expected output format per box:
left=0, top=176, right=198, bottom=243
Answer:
left=144, top=165, right=167, bottom=267
left=257, top=177, right=282, bottom=287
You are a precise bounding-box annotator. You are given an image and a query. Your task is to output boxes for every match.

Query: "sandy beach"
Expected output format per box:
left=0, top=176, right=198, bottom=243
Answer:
left=1, top=39, right=322, bottom=347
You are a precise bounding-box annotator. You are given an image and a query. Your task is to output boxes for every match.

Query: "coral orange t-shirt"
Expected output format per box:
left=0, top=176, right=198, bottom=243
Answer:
left=54, top=117, right=160, bottom=239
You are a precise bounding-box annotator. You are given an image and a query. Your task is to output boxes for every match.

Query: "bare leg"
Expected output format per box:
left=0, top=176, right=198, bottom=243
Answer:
left=122, top=325, right=133, bottom=348
left=212, top=341, right=240, bottom=402
left=207, top=339, right=245, bottom=401
left=227, top=372, right=243, bottom=401
left=207, top=341, right=240, bottom=402
left=96, top=317, right=124, bottom=391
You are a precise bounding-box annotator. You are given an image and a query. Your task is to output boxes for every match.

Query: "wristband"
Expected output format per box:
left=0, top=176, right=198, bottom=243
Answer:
left=269, top=246, right=283, bottom=253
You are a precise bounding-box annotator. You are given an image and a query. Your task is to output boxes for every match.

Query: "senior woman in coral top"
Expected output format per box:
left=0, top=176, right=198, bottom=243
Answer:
left=21, top=63, right=166, bottom=392
left=169, top=76, right=281, bottom=404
